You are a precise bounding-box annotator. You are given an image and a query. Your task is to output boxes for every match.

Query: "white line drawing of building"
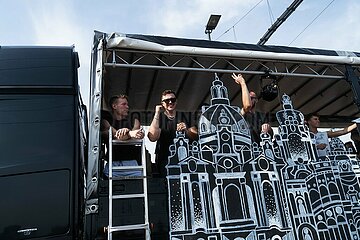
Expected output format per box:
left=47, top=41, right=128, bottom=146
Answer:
left=165, top=74, right=360, bottom=240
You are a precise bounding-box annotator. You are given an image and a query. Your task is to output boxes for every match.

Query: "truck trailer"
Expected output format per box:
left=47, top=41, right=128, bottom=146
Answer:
left=2, top=31, right=360, bottom=239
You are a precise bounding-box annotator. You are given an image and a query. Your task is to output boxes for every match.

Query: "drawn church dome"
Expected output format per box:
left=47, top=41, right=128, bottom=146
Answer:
left=198, top=74, right=252, bottom=150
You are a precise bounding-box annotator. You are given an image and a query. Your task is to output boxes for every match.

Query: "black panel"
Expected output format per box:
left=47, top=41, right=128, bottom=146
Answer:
left=0, top=47, right=76, bottom=86
left=0, top=170, right=70, bottom=239
left=0, top=94, right=78, bottom=239
left=0, top=95, right=75, bottom=175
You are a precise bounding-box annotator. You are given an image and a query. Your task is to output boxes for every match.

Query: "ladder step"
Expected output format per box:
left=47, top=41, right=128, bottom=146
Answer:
left=111, top=175, right=146, bottom=180
left=112, top=165, right=144, bottom=170
left=109, top=223, right=149, bottom=232
left=112, top=193, right=145, bottom=199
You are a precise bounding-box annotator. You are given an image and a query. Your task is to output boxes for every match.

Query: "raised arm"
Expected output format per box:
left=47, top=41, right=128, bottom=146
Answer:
left=147, top=105, right=162, bottom=142
left=232, top=73, right=251, bottom=115
left=327, top=123, right=357, bottom=138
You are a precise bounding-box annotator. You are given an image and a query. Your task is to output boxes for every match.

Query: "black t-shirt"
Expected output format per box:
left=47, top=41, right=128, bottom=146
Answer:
left=155, top=112, right=196, bottom=177
left=112, top=118, right=132, bottom=130
left=243, top=111, right=269, bottom=144
left=101, top=112, right=137, bottom=161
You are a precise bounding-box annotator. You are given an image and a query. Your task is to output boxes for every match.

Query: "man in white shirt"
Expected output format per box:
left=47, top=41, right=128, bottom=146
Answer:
left=305, top=112, right=357, bottom=157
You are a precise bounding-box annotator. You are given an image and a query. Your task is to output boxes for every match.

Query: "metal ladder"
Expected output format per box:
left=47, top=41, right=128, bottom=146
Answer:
left=107, top=129, right=150, bottom=240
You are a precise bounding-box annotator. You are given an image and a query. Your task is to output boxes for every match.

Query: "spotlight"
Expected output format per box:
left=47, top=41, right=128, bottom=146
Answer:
left=260, top=72, right=279, bottom=102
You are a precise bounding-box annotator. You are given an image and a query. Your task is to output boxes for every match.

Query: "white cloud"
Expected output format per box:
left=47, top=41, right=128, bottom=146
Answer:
left=28, top=1, right=93, bottom=105
left=290, top=1, right=360, bottom=52
left=147, top=0, right=261, bottom=39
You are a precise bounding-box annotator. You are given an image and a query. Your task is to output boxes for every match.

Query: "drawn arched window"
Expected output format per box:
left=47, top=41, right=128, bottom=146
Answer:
left=317, top=222, right=327, bottom=229
left=225, top=184, right=243, bottom=220
left=302, top=227, right=313, bottom=240
left=201, top=123, right=207, bottom=132
left=297, top=198, right=307, bottom=215
left=232, top=124, right=239, bottom=132
left=328, top=182, right=339, bottom=195
left=288, top=133, right=308, bottom=161
left=309, top=189, right=320, bottom=205
left=327, top=217, right=336, bottom=226
left=222, top=143, right=231, bottom=153
left=220, top=87, right=228, bottom=98
left=263, top=182, right=280, bottom=225
left=296, top=170, right=310, bottom=179
left=211, top=87, right=218, bottom=98
left=191, top=182, right=205, bottom=228
left=319, top=185, right=329, bottom=197
left=337, top=215, right=346, bottom=223
left=178, top=146, right=187, bottom=161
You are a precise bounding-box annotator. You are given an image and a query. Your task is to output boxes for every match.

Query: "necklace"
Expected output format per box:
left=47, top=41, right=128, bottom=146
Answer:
left=165, top=112, right=176, bottom=120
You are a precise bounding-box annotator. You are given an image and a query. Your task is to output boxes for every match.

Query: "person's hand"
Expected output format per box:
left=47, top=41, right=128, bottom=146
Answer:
left=115, top=128, right=130, bottom=139
left=130, top=128, right=145, bottom=139
left=261, top=123, right=271, bottom=133
left=177, top=122, right=187, bottom=132
left=232, top=73, right=245, bottom=85
left=317, top=143, right=327, bottom=150
left=155, top=105, right=163, bottom=114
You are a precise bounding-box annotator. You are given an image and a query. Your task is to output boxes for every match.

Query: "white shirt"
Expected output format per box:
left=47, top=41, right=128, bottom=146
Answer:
left=315, top=131, right=330, bottom=157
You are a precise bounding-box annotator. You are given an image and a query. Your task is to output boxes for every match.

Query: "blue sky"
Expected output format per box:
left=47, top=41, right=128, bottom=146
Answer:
left=2, top=0, right=360, bottom=107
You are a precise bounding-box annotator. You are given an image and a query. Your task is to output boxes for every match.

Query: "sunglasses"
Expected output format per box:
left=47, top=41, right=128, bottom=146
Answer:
left=162, top=97, right=177, bottom=104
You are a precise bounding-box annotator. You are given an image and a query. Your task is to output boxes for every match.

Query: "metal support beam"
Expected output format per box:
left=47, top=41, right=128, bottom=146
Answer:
left=258, top=0, right=303, bottom=45
left=345, top=65, right=360, bottom=109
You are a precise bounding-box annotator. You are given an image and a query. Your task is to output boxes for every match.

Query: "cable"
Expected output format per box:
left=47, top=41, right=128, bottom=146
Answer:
left=232, top=27, right=237, bottom=42
left=288, top=0, right=336, bottom=46
left=216, top=0, right=265, bottom=40
left=267, top=0, right=275, bottom=24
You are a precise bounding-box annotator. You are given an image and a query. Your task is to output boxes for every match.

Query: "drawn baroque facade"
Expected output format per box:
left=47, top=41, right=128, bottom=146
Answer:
left=166, top=75, right=360, bottom=240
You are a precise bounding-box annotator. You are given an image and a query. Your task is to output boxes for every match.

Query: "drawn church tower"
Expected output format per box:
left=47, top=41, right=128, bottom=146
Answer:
left=276, top=94, right=360, bottom=240
left=166, top=131, right=217, bottom=239
left=197, top=75, right=257, bottom=239
left=243, top=132, right=293, bottom=239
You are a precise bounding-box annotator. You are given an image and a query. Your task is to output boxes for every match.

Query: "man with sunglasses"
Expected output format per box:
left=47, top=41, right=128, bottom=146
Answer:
left=148, top=90, right=198, bottom=177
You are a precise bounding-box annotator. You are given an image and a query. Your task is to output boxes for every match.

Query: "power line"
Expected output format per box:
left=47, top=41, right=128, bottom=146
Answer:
left=288, top=0, right=336, bottom=46
left=215, top=0, right=265, bottom=41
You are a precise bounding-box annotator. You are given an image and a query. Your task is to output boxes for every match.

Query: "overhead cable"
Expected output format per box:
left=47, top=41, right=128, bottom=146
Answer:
left=216, top=0, right=265, bottom=41
left=288, top=0, right=336, bottom=46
